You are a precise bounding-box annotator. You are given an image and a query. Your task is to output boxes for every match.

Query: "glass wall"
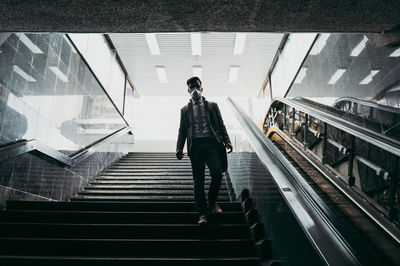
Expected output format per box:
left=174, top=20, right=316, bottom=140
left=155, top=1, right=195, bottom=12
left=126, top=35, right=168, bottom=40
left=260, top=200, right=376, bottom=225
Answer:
left=225, top=106, right=321, bottom=265
left=270, top=33, right=316, bottom=99
left=0, top=33, right=127, bottom=155
left=69, top=34, right=126, bottom=112
left=287, top=33, right=400, bottom=108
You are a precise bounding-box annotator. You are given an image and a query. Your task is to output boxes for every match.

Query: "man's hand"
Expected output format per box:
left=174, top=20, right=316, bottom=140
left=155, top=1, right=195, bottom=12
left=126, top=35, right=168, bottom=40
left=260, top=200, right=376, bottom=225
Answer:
left=176, top=150, right=184, bottom=160
left=225, top=143, right=233, bottom=154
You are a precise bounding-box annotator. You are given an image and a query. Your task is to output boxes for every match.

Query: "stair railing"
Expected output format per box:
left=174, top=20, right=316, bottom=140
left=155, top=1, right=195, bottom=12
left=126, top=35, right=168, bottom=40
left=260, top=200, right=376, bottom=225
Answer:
left=0, top=126, right=131, bottom=166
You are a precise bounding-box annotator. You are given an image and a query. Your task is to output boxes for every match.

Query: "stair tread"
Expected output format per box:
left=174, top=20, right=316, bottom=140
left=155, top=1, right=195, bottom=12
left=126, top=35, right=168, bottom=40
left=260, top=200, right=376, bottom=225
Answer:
left=2, top=152, right=259, bottom=264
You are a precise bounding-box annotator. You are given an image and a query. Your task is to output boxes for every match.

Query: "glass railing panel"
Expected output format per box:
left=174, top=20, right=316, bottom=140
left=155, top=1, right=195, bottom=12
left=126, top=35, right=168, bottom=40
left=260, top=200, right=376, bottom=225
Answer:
left=291, top=97, right=400, bottom=142
left=0, top=33, right=127, bottom=155
left=282, top=33, right=400, bottom=140
left=268, top=101, right=400, bottom=225
left=224, top=101, right=322, bottom=264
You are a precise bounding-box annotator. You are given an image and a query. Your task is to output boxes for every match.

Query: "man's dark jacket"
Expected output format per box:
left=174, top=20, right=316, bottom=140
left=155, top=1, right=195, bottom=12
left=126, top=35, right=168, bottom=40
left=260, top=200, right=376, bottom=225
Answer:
left=176, top=97, right=231, bottom=171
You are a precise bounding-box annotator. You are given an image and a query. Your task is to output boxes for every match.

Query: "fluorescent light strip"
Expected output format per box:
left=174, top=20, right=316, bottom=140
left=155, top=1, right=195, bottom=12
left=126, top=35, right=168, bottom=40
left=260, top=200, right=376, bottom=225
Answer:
left=233, top=33, right=246, bottom=55
left=191, top=33, right=201, bottom=56
left=145, top=33, right=161, bottom=55
left=328, top=69, right=346, bottom=84
left=309, top=33, right=331, bottom=55
left=15, top=33, right=43, bottom=54
left=359, top=70, right=379, bottom=84
left=294, top=67, right=308, bottom=84
left=155, top=66, right=168, bottom=83
left=350, top=36, right=368, bottom=57
left=49, top=66, right=69, bottom=82
left=228, top=66, right=240, bottom=83
left=192, top=66, right=202, bottom=79
left=389, top=48, right=400, bottom=57
left=13, top=65, right=36, bottom=82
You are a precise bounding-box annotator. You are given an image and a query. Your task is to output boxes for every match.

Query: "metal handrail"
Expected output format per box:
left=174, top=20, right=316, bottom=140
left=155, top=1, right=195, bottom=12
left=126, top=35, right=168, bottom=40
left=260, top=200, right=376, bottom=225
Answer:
left=268, top=97, right=400, bottom=157
left=227, top=97, right=362, bottom=265
left=333, top=97, right=400, bottom=114
left=0, top=126, right=131, bottom=166
left=268, top=129, right=400, bottom=245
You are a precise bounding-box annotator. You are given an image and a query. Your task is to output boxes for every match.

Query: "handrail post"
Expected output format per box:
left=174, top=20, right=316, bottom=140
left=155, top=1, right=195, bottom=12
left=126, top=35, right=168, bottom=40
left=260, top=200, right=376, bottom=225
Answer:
left=388, top=155, right=399, bottom=220
left=348, top=135, right=355, bottom=187
left=303, top=113, right=308, bottom=149
left=291, top=108, right=296, bottom=137
left=321, top=122, right=328, bottom=164
left=283, top=104, right=287, bottom=132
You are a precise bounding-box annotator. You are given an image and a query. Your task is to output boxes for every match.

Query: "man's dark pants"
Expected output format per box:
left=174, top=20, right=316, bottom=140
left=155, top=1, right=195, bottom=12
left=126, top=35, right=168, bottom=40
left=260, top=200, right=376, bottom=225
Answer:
left=189, top=137, right=224, bottom=216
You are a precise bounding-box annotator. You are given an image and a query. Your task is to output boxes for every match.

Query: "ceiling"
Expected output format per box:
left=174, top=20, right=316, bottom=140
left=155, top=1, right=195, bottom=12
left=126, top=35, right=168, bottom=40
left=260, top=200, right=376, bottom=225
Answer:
left=110, top=32, right=283, bottom=97
left=0, top=1, right=399, bottom=33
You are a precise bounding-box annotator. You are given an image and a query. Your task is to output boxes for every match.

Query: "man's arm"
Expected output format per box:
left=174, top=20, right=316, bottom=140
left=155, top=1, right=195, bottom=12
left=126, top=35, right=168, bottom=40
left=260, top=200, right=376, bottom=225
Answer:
left=176, top=108, right=187, bottom=158
left=214, top=103, right=232, bottom=152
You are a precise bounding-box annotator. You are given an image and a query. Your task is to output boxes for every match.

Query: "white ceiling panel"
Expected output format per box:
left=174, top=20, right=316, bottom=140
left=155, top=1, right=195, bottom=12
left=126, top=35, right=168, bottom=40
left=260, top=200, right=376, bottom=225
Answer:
left=110, top=32, right=283, bottom=97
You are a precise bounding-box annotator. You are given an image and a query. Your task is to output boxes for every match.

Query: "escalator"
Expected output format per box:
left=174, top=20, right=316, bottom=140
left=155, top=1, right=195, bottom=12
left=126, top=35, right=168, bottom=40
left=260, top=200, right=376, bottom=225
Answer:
left=257, top=97, right=400, bottom=265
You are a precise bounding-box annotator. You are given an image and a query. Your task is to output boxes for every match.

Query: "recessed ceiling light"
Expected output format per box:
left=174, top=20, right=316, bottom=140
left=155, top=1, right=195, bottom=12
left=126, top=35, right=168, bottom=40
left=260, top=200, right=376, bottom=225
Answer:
left=233, top=33, right=246, bottom=55
left=13, top=65, right=36, bottom=82
left=359, top=70, right=379, bottom=85
left=294, top=67, right=308, bottom=84
left=155, top=66, right=168, bottom=83
left=192, top=66, right=202, bottom=79
left=228, top=66, right=240, bottom=83
left=15, top=33, right=43, bottom=54
left=49, top=66, right=69, bottom=82
left=191, top=33, right=201, bottom=56
left=389, top=48, right=400, bottom=57
left=145, top=33, right=161, bottom=55
left=309, top=33, right=331, bottom=55
left=350, top=36, right=368, bottom=57
left=328, top=69, right=346, bottom=84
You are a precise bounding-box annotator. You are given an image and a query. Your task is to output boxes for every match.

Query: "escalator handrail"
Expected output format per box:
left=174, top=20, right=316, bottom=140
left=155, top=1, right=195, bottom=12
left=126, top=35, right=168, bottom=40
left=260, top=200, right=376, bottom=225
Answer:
left=227, top=97, right=361, bottom=265
left=0, top=126, right=131, bottom=166
left=268, top=129, right=400, bottom=245
left=333, top=96, right=400, bottom=114
left=268, top=97, right=400, bottom=157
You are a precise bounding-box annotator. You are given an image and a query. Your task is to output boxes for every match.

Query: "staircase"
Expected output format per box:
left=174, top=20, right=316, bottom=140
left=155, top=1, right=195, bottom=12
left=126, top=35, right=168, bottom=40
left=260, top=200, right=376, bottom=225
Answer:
left=0, top=152, right=260, bottom=265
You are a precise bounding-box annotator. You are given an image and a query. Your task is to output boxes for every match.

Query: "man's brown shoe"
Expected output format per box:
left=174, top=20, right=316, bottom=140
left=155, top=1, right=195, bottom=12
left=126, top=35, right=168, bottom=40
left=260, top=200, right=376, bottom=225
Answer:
left=198, top=215, right=208, bottom=224
left=210, top=203, right=223, bottom=214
